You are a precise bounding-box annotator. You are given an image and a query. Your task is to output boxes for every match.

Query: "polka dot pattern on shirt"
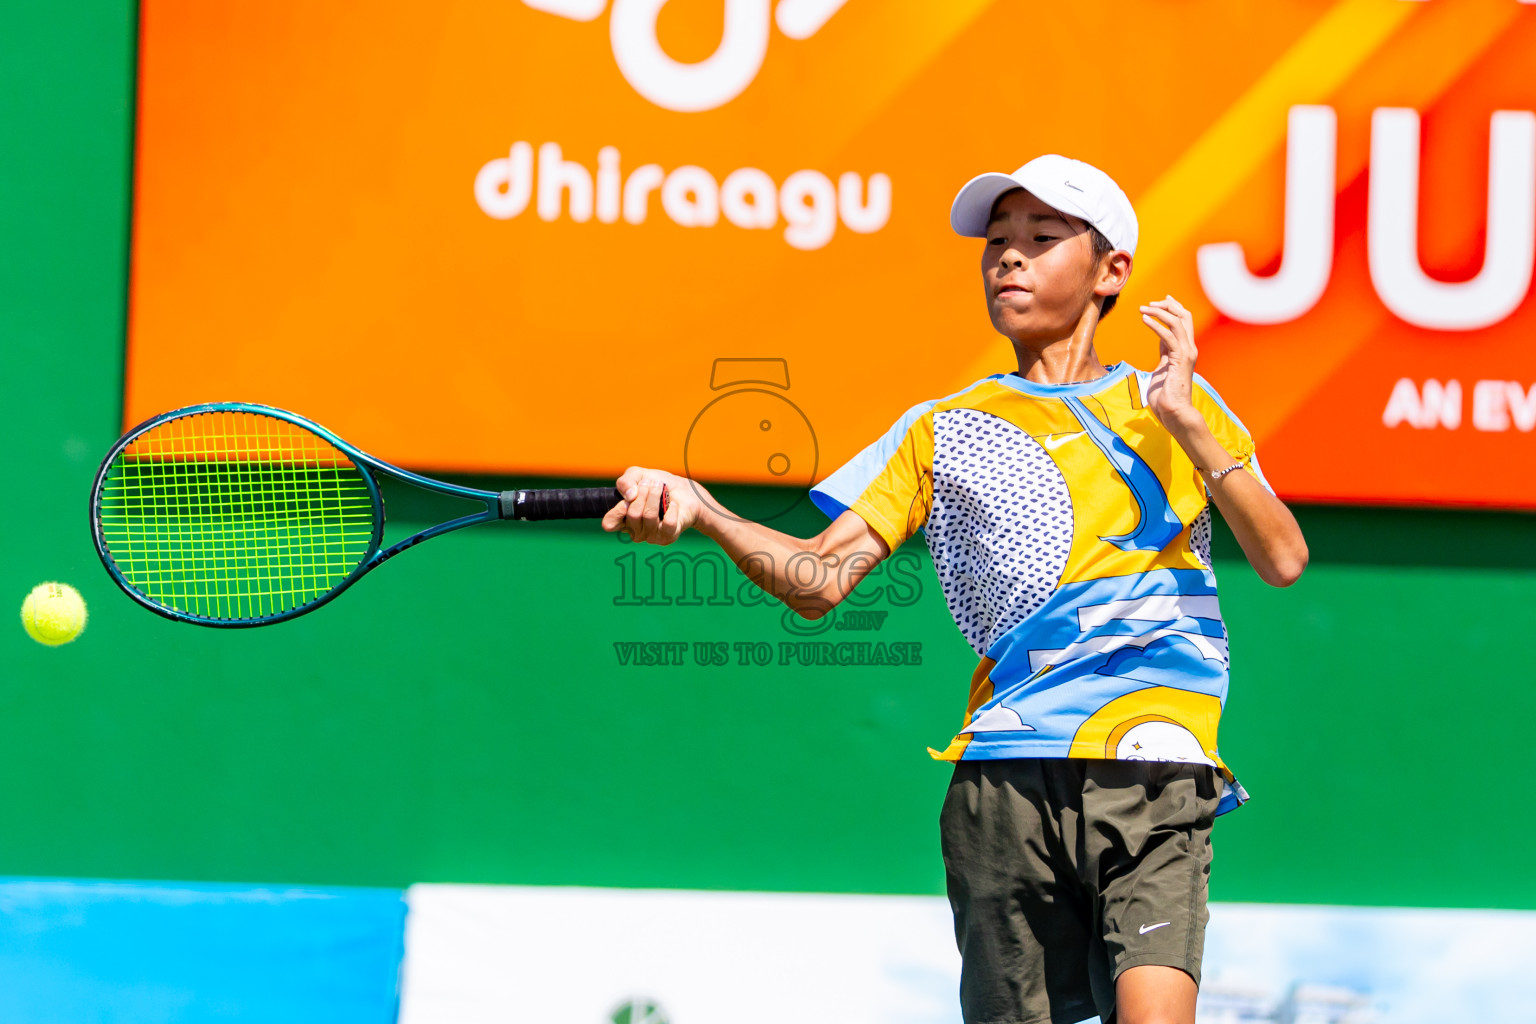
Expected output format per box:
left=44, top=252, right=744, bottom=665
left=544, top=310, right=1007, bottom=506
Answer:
left=927, top=408, right=1074, bottom=655
left=1190, top=505, right=1213, bottom=569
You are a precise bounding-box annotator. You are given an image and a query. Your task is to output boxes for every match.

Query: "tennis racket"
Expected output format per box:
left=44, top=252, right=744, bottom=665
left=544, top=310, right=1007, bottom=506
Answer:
left=90, top=402, right=662, bottom=627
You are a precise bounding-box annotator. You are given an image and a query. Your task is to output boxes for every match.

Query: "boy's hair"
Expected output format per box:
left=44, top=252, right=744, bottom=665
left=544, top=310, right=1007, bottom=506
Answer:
left=1088, top=226, right=1119, bottom=319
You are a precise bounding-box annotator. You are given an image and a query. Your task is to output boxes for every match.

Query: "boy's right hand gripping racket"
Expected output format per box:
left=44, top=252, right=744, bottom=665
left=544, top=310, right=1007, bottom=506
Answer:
left=89, top=402, right=665, bottom=627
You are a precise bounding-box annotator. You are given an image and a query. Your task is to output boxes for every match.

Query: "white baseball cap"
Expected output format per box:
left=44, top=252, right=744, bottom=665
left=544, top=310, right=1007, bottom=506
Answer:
left=949, top=154, right=1139, bottom=256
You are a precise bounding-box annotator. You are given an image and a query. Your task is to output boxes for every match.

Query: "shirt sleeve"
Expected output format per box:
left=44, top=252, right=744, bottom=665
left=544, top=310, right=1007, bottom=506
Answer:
left=810, top=400, right=936, bottom=552
left=1191, top=374, right=1274, bottom=495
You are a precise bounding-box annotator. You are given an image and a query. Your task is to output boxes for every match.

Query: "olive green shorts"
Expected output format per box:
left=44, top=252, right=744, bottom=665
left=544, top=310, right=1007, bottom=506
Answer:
left=940, top=758, right=1222, bottom=1024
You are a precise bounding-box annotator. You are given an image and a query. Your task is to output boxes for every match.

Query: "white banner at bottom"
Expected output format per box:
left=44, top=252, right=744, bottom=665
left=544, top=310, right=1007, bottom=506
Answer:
left=399, top=885, right=960, bottom=1024
left=399, top=885, right=1533, bottom=1024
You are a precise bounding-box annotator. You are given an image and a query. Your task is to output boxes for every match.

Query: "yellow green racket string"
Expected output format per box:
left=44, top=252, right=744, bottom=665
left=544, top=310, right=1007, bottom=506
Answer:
left=98, top=410, right=376, bottom=620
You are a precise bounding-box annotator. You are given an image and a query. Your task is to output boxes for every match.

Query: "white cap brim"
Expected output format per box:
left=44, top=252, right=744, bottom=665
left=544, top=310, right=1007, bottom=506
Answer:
left=949, top=172, right=1099, bottom=240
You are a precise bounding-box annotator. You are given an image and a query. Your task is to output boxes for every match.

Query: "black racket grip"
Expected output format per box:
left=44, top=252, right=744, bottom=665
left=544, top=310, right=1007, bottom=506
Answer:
left=503, top=488, right=672, bottom=525
left=499, top=488, right=619, bottom=521
left=498, top=485, right=670, bottom=522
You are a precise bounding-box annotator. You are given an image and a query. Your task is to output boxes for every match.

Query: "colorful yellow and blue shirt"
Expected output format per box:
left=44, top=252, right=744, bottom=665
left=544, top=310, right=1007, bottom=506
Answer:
left=810, top=361, right=1270, bottom=815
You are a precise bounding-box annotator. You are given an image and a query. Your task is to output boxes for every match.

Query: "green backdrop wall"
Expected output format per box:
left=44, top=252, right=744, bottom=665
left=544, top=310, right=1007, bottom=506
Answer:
left=3, top=1, right=1533, bottom=910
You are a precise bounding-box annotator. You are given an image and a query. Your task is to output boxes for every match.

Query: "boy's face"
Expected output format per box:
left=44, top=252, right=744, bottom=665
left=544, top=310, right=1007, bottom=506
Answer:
left=981, top=188, right=1112, bottom=344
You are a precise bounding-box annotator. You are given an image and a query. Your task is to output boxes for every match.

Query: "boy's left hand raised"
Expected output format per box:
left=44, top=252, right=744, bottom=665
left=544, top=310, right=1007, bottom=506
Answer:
left=1140, top=295, right=1203, bottom=435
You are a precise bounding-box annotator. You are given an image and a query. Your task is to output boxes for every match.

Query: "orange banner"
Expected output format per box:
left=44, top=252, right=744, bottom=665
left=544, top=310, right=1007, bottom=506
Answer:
left=127, top=0, right=1536, bottom=508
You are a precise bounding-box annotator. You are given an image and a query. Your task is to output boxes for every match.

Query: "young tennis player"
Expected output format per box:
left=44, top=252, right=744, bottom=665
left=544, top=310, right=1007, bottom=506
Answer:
left=604, top=154, right=1307, bottom=1024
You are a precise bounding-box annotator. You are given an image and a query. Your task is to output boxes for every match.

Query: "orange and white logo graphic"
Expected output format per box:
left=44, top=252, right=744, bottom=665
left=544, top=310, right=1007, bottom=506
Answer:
left=524, top=0, right=849, bottom=111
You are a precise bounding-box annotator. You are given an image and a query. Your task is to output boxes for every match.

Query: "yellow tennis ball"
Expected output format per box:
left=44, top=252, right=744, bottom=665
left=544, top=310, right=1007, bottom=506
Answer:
left=21, top=582, right=88, bottom=646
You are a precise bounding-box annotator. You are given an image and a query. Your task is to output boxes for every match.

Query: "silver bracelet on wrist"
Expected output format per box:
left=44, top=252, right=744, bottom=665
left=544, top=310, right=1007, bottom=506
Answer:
left=1207, top=459, right=1247, bottom=480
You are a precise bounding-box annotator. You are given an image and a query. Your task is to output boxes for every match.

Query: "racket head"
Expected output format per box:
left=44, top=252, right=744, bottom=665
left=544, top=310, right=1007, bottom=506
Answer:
left=90, top=403, right=385, bottom=627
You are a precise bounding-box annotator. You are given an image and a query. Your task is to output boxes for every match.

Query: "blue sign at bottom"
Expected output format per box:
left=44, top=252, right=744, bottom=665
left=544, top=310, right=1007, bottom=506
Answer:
left=0, top=878, right=406, bottom=1023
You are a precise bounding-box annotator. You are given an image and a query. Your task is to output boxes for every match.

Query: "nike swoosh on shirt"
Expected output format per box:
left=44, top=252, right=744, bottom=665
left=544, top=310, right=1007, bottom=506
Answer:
left=1038, top=431, right=1086, bottom=450
left=1139, top=922, right=1171, bottom=935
